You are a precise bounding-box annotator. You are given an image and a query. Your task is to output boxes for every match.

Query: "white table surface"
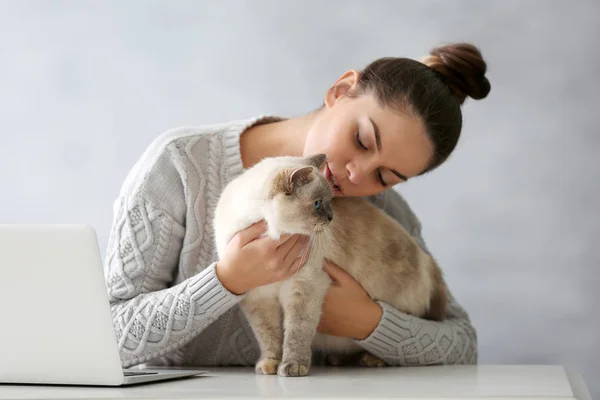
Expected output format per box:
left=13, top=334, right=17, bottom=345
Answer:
left=0, top=365, right=592, bottom=400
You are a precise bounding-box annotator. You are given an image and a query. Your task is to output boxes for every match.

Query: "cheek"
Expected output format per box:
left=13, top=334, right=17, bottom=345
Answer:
left=305, top=115, right=350, bottom=156
left=303, top=128, right=325, bottom=156
left=304, top=206, right=324, bottom=223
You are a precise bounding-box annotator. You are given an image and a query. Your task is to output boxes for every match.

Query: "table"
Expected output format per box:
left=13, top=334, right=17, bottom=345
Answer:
left=0, top=365, right=592, bottom=399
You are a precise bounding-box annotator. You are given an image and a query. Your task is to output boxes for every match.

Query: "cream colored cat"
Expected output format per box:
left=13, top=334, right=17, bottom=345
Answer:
left=213, top=154, right=447, bottom=377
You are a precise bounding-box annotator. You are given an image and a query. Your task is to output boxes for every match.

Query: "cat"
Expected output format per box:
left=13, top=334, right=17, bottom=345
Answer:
left=213, top=154, right=448, bottom=377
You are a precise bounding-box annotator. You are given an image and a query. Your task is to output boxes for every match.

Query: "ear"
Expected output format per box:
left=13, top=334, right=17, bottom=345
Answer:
left=324, top=70, right=361, bottom=108
left=306, top=153, right=326, bottom=169
left=288, top=166, right=314, bottom=192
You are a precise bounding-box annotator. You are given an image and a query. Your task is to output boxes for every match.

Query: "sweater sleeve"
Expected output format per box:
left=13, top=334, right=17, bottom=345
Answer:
left=103, top=139, right=244, bottom=368
left=357, top=190, right=478, bottom=365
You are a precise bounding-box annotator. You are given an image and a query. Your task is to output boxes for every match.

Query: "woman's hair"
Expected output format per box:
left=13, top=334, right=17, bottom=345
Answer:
left=350, top=43, right=491, bottom=174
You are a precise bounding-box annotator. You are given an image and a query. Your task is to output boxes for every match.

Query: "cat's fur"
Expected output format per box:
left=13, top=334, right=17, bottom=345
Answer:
left=214, top=154, right=448, bottom=377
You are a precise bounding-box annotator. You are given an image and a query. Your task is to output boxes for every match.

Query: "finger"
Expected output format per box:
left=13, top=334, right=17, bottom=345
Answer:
left=283, top=236, right=309, bottom=266
left=316, top=321, right=325, bottom=333
left=273, top=233, right=296, bottom=248
left=276, top=234, right=301, bottom=257
left=249, top=233, right=294, bottom=253
left=287, top=253, right=307, bottom=275
left=316, top=318, right=331, bottom=335
left=323, top=260, right=352, bottom=284
left=235, top=220, right=267, bottom=247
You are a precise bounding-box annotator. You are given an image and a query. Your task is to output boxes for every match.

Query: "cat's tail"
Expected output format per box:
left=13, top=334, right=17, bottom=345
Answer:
left=423, top=260, right=449, bottom=321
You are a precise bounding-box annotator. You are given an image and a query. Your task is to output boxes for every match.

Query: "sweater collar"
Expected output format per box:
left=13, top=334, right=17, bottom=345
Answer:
left=222, top=115, right=283, bottom=182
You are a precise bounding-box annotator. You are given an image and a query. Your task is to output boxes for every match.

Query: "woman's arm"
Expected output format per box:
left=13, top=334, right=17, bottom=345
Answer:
left=357, top=293, right=477, bottom=365
left=355, top=189, right=478, bottom=365
left=319, top=260, right=477, bottom=365
left=104, top=140, right=244, bottom=368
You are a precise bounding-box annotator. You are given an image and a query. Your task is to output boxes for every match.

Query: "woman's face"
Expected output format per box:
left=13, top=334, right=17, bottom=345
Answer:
left=303, top=71, right=434, bottom=197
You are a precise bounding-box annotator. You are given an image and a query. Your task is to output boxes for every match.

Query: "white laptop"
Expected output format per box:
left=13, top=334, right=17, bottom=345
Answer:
left=0, top=224, right=207, bottom=386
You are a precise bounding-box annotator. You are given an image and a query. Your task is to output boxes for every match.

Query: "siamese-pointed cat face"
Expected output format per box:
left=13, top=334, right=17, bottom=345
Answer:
left=267, top=154, right=333, bottom=235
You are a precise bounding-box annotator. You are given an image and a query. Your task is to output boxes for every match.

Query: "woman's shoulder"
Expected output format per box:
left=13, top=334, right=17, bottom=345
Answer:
left=366, top=189, right=423, bottom=236
left=118, top=117, right=268, bottom=199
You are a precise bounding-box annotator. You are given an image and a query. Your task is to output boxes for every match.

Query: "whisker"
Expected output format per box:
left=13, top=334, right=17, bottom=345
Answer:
left=324, top=224, right=341, bottom=249
left=300, top=229, right=318, bottom=265
left=311, top=228, right=326, bottom=263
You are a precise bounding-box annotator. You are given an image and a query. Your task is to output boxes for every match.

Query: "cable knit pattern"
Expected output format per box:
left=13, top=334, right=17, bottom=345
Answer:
left=103, top=116, right=477, bottom=368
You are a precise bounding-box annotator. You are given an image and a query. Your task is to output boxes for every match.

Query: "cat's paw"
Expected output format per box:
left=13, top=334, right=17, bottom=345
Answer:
left=255, top=358, right=281, bottom=375
left=277, top=361, right=310, bottom=377
left=359, top=352, right=387, bottom=368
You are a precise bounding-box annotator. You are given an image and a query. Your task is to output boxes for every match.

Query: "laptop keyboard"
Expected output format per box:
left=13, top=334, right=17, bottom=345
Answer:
left=123, top=371, right=159, bottom=376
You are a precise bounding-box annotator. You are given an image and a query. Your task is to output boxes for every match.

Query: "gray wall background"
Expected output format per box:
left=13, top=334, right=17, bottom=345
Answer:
left=1, top=0, right=598, bottom=396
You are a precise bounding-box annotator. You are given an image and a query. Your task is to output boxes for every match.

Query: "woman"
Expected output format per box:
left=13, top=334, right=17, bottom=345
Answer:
left=105, top=43, right=490, bottom=368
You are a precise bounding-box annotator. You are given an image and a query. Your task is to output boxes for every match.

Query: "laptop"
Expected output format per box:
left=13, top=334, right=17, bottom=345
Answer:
left=0, top=224, right=207, bottom=386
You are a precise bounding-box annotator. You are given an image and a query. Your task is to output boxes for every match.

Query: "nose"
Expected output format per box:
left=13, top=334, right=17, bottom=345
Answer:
left=346, top=159, right=373, bottom=186
left=323, top=204, right=334, bottom=222
left=346, top=164, right=356, bottom=185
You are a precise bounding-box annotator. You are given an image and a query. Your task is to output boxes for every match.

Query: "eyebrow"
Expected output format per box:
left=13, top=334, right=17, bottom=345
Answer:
left=368, top=117, right=409, bottom=182
left=370, top=116, right=382, bottom=151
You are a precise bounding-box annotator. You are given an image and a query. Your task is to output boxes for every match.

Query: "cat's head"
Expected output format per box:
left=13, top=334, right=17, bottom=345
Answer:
left=265, top=154, right=333, bottom=236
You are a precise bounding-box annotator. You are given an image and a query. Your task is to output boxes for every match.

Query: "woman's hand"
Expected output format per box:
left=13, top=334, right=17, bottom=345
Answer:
left=216, top=221, right=309, bottom=295
left=317, top=260, right=383, bottom=340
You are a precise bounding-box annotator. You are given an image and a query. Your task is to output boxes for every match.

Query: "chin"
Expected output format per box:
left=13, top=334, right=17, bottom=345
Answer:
left=315, top=221, right=332, bottom=232
left=312, top=224, right=325, bottom=233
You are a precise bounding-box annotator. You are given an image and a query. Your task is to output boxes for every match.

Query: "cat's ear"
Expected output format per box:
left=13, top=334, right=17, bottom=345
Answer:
left=288, top=166, right=314, bottom=192
left=306, top=154, right=326, bottom=169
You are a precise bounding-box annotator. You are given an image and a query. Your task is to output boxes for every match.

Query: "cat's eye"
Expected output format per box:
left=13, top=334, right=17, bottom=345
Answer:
left=314, top=200, right=322, bottom=210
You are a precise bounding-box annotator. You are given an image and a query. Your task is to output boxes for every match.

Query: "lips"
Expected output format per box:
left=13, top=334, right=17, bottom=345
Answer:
left=324, top=163, right=343, bottom=195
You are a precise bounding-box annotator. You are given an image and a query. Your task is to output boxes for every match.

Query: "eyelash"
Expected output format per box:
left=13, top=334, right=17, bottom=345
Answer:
left=355, top=131, right=368, bottom=150
left=355, top=132, right=388, bottom=187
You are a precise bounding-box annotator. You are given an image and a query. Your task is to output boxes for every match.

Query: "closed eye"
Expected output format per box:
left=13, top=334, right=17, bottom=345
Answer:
left=355, top=132, right=368, bottom=150
left=356, top=132, right=387, bottom=187
left=377, top=170, right=388, bottom=187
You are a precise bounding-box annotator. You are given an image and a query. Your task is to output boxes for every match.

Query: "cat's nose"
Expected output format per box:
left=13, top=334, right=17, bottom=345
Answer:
left=327, top=211, right=333, bottom=221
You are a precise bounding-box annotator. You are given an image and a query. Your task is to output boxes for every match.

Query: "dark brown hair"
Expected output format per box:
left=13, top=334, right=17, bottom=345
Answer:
left=353, top=43, right=491, bottom=174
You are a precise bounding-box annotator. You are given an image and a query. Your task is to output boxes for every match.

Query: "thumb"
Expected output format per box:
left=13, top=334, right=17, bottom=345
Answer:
left=235, top=220, right=267, bottom=247
left=324, top=260, right=352, bottom=284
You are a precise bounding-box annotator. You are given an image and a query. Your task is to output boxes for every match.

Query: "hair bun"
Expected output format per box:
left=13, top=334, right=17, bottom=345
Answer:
left=421, top=43, right=491, bottom=104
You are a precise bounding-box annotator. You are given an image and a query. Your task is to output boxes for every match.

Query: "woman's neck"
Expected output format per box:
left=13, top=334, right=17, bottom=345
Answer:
left=240, top=113, right=315, bottom=169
